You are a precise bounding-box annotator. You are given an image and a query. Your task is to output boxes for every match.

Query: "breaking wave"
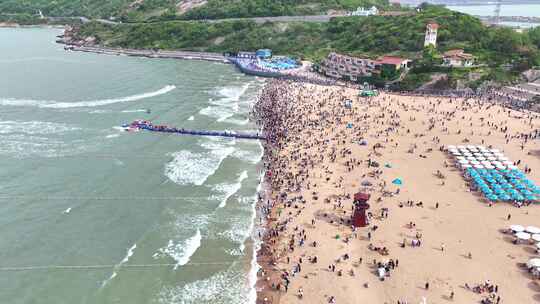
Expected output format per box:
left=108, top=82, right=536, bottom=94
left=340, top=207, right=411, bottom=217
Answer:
left=101, top=243, right=137, bottom=288
left=165, top=138, right=236, bottom=186
left=0, top=120, right=81, bottom=135
left=155, top=230, right=202, bottom=270
left=212, top=171, right=248, bottom=209
left=0, top=85, right=176, bottom=108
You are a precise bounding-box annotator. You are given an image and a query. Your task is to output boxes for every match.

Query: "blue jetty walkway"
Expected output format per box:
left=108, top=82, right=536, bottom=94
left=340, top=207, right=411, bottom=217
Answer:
left=124, top=120, right=265, bottom=140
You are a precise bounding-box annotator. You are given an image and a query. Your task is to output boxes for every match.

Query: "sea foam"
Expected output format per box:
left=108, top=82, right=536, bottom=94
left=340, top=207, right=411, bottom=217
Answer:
left=165, top=138, right=235, bottom=186
left=212, top=170, right=248, bottom=209
left=0, top=85, right=176, bottom=108
left=156, top=229, right=202, bottom=270
left=0, top=120, right=81, bottom=135
left=100, top=243, right=137, bottom=288
left=158, top=267, right=250, bottom=304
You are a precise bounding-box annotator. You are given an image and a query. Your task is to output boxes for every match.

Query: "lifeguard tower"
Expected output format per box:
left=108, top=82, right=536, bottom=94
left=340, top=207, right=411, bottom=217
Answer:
left=352, top=192, right=371, bottom=227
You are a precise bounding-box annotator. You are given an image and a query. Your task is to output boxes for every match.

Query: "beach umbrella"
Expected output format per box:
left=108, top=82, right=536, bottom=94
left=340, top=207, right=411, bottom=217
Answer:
left=467, top=145, right=476, bottom=150
left=526, top=194, right=538, bottom=201
left=532, top=235, right=540, bottom=242
left=477, top=145, right=486, bottom=150
left=536, top=242, right=540, bottom=250
left=513, top=194, right=525, bottom=201
left=476, top=157, right=486, bottom=161
left=487, top=156, right=497, bottom=161
left=458, top=159, right=469, bottom=164
left=526, top=226, right=540, bottom=234
left=527, top=258, right=540, bottom=268
left=463, top=152, right=473, bottom=157
left=499, top=193, right=511, bottom=201
left=486, top=194, right=498, bottom=201
left=467, top=157, right=477, bottom=161
left=521, top=189, right=533, bottom=195
left=456, top=156, right=466, bottom=160
left=470, top=160, right=480, bottom=165
left=451, top=152, right=462, bottom=156
left=474, top=164, right=484, bottom=169
left=484, top=165, right=495, bottom=170
left=490, top=149, right=500, bottom=153
left=502, top=160, right=513, bottom=165
left=515, top=184, right=527, bottom=190
left=510, top=225, right=525, bottom=232
left=457, top=145, right=466, bottom=149
left=516, top=232, right=531, bottom=240
left=392, top=178, right=403, bottom=186
left=461, top=164, right=472, bottom=169
left=447, top=145, right=457, bottom=150
left=481, top=160, right=491, bottom=165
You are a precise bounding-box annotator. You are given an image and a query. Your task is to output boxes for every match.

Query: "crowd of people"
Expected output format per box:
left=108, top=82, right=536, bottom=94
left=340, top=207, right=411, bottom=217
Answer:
left=252, top=79, right=539, bottom=304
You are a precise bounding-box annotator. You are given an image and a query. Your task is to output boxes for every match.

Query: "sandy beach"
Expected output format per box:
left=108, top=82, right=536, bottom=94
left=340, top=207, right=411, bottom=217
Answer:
left=254, top=80, right=540, bottom=304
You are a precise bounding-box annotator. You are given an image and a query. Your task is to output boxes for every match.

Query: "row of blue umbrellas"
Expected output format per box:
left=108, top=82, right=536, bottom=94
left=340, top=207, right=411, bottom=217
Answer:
left=466, top=168, right=539, bottom=202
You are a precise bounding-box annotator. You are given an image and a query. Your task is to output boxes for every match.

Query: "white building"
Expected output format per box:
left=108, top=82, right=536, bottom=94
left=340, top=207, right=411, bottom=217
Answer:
left=351, top=6, right=379, bottom=16
left=424, top=22, right=439, bottom=48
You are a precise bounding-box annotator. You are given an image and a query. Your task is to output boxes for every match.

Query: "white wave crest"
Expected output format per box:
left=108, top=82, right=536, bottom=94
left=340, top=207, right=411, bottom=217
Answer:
left=165, top=138, right=235, bottom=186
left=187, top=116, right=195, bottom=121
left=101, top=243, right=137, bottom=288
left=0, top=85, right=176, bottom=108
left=212, top=171, right=248, bottom=209
left=156, top=229, right=201, bottom=270
left=121, top=109, right=149, bottom=113
left=200, top=83, right=252, bottom=121
left=158, top=267, right=251, bottom=304
left=0, top=120, right=81, bottom=135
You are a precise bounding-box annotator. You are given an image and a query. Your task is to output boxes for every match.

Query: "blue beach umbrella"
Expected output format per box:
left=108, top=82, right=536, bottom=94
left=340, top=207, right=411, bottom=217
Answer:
left=525, top=195, right=537, bottom=201
left=521, top=189, right=533, bottom=195
left=499, top=194, right=511, bottom=201
left=513, top=195, right=525, bottom=201
left=392, top=178, right=403, bottom=186
left=486, top=194, right=499, bottom=201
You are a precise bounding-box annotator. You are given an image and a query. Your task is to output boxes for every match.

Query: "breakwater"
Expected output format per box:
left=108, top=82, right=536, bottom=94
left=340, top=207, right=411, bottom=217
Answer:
left=64, top=45, right=231, bottom=63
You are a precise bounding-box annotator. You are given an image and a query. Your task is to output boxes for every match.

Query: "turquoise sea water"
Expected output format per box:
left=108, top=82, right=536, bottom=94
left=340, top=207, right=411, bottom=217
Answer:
left=0, top=28, right=263, bottom=304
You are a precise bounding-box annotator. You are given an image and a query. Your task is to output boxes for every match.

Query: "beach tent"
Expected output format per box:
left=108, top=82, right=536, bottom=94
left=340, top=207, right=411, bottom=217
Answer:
left=516, top=232, right=531, bottom=240
left=526, top=226, right=540, bottom=234
left=392, top=178, right=403, bottom=186
left=360, top=89, right=378, bottom=97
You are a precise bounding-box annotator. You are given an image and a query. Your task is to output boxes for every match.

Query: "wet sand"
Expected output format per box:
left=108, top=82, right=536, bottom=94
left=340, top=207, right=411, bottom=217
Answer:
left=254, top=80, right=540, bottom=304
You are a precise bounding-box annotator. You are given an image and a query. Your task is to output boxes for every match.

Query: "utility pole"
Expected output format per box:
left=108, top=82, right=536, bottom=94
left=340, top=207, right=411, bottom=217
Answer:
left=494, top=0, right=502, bottom=25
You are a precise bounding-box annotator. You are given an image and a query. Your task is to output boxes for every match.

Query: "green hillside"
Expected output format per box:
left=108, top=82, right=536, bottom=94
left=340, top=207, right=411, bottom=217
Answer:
left=0, top=0, right=391, bottom=22
left=177, top=0, right=390, bottom=20
left=72, top=5, right=540, bottom=89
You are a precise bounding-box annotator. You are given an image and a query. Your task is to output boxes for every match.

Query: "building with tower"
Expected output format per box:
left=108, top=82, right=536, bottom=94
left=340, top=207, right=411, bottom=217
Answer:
left=424, top=22, right=439, bottom=48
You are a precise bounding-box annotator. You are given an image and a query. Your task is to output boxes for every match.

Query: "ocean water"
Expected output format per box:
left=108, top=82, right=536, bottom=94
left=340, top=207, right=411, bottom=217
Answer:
left=446, top=4, right=540, bottom=17
left=0, top=28, right=263, bottom=304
